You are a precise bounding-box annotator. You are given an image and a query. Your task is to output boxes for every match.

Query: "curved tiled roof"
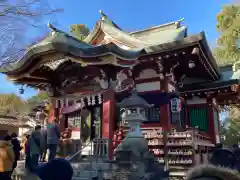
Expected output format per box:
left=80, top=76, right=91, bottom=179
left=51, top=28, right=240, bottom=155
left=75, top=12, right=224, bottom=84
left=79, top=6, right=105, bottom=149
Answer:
left=0, top=12, right=220, bottom=81
left=0, top=115, right=32, bottom=127
left=0, top=27, right=143, bottom=73
left=0, top=29, right=220, bottom=81
left=85, top=12, right=187, bottom=48
left=0, top=12, right=188, bottom=73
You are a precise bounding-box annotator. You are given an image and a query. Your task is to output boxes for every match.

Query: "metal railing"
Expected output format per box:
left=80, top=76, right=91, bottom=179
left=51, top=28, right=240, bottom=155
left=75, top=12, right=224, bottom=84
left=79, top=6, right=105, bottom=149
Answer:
left=13, top=138, right=110, bottom=180
left=67, top=138, right=109, bottom=162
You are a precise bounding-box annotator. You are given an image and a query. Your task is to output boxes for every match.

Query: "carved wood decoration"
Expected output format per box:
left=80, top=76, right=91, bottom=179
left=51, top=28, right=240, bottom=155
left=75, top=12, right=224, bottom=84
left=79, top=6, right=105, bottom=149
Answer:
left=134, top=60, right=164, bottom=81
left=42, top=58, right=187, bottom=95
left=165, top=62, right=179, bottom=84
left=114, top=68, right=135, bottom=92
left=58, top=66, right=110, bottom=95
left=156, top=60, right=164, bottom=80
left=135, top=69, right=159, bottom=80
left=29, top=49, right=204, bottom=95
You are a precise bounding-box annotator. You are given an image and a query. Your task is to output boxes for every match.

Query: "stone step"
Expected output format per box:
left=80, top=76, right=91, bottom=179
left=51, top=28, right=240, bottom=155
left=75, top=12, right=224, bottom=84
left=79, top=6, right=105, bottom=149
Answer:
left=17, top=160, right=110, bottom=170
left=73, top=170, right=98, bottom=178
left=71, top=162, right=111, bottom=170
left=15, top=160, right=111, bottom=179
left=72, top=178, right=89, bottom=180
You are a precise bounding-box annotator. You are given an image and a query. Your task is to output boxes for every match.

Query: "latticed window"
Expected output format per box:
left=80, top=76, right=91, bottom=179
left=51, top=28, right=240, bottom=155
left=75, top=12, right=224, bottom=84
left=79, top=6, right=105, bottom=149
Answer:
left=145, top=106, right=160, bottom=122
left=189, top=107, right=208, bottom=132
left=67, top=111, right=81, bottom=128
left=116, top=105, right=160, bottom=124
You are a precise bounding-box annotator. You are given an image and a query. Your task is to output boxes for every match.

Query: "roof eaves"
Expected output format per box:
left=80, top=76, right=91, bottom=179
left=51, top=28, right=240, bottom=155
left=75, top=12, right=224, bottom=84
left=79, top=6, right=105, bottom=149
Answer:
left=143, top=33, right=203, bottom=54
left=180, top=79, right=240, bottom=93
left=84, top=20, right=102, bottom=43
left=129, top=18, right=184, bottom=35
left=142, top=32, right=219, bottom=81
left=198, top=32, right=220, bottom=79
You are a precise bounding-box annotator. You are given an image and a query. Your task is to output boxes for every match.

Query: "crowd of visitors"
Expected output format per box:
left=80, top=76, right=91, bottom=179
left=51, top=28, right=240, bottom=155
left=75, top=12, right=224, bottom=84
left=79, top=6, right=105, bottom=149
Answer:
left=25, top=119, right=60, bottom=173
left=0, top=119, right=61, bottom=180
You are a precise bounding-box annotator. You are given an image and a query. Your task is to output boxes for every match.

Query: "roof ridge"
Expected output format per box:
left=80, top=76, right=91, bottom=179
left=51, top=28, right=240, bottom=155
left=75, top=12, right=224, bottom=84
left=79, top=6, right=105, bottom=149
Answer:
left=129, top=18, right=184, bottom=35
left=99, top=10, right=122, bottom=30
left=102, top=21, right=149, bottom=46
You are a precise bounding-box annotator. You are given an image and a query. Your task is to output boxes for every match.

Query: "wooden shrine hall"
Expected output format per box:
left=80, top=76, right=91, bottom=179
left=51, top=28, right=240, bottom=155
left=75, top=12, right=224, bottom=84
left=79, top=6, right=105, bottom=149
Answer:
left=1, top=11, right=240, bottom=156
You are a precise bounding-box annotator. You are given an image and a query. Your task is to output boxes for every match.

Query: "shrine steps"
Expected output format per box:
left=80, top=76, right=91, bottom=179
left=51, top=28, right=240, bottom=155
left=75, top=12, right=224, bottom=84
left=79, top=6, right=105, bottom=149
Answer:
left=14, top=160, right=111, bottom=180
left=71, top=161, right=111, bottom=180
left=72, top=170, right=98, bottom=180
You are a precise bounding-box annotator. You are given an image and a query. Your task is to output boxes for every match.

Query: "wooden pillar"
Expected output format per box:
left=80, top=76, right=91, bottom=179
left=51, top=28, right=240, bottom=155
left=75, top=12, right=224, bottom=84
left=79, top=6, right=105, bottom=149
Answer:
left=102, top=89, right=115, bottom=159
left=207, top=98, right=216, bottom=144
left=160, top=104, right=171, bottom=129
left=160, top=77, right=171, bottom=130
left=48, top=99, right=58, bottom=123
left=48, top=99, right=65, bottom=133
left=185, top=104, right=190, bottom=128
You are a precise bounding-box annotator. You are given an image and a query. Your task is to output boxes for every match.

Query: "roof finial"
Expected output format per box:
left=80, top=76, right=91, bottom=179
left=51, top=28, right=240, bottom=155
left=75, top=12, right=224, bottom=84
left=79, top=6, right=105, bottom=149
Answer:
left=175, top=18, right=184, bottom=26
left=47, top=21, right=57, bottom=31
left=99, top=9, right=107, bottom=20
left=179, top=18, right=184, bottom=22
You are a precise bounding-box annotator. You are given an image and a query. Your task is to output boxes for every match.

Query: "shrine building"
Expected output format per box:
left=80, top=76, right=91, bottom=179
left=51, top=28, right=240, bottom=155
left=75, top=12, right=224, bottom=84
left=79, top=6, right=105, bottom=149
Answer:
left=1, top=11, right=239, bottom=156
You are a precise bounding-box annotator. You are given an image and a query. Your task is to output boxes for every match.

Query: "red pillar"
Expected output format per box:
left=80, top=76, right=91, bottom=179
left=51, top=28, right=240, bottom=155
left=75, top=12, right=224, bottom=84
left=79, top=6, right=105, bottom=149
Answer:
left=102, top=89, right=115, bottom=159
left=185, top=104, right=190, bottom=128
left=49, top=99, right=65, bottom=132
left=160, top=104, right=171, bottom=129
left=48, top=99, right=58, bottom=123
left=207, top=98, right=216, bottom=144
left=160, top=77, right=171, bottom=130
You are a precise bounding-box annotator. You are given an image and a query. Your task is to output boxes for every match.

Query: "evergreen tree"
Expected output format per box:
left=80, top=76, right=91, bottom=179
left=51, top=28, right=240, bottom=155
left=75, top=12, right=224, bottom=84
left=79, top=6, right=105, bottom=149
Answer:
left=70, top=24, right=90, bottom=41
left=220, top=118, right=240, bottom=147
left=0, top=93, right=26, bottom=115
left=214, top=4, right=240, bottom=65
left=214, top=4, right=240, bottom=146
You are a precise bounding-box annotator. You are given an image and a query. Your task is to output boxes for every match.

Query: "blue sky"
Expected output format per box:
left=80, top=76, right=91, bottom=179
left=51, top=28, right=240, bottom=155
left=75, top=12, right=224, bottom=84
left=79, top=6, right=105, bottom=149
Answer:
left=0, top=0, right=232, bottom=99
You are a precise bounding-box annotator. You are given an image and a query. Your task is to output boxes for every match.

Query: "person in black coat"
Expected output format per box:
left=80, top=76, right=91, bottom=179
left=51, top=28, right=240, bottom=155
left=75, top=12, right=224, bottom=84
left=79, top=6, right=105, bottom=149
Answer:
left=10, top=133, right=21, bottom=175
left=35, top=158, right=73, bottom=180
left=186, top=164, right=240, bottom=180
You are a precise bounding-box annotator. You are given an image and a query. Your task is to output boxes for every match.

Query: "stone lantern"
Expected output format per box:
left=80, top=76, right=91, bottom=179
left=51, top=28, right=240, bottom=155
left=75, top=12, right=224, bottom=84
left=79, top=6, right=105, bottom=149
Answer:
left=115, top=90, right=152, bottom=158
left=118, top=90, right=152, bottom=138
left=113, top=90, right=164, bottom=180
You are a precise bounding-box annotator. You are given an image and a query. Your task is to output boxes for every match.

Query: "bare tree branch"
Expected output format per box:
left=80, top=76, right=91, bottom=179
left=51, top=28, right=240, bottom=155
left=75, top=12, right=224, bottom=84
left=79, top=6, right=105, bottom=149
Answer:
left=0, top=0, right=63, bottom=63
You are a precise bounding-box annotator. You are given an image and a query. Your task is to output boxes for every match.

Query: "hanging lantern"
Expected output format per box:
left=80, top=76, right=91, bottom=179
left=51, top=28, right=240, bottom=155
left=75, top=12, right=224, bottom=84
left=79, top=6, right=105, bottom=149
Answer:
left=171, top=98, right=181, bottom=112
left=191, top=47, right=199, bottom=55
left=188, top=60, right=196, bottom=68
left=19, top=86, right=24, bottom=94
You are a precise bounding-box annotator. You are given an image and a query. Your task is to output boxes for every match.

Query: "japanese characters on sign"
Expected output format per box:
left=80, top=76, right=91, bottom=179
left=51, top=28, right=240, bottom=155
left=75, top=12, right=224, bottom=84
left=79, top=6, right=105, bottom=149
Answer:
left=171, top=98, right=181, bottom=112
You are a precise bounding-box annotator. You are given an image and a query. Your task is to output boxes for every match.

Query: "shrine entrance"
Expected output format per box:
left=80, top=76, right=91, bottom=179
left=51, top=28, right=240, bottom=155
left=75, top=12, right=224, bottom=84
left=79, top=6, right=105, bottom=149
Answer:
left=66, top=105, right=102, bottom=143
